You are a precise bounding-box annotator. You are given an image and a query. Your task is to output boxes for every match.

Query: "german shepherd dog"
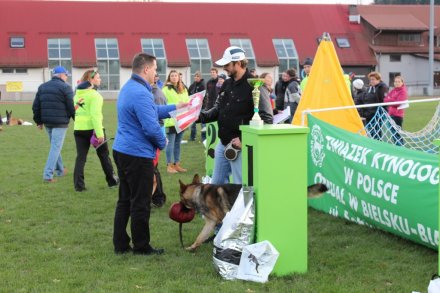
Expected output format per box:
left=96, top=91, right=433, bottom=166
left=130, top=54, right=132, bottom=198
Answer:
left=5, top=110, right=23, bottom=126
left=179, top=174, right=328, bottom=251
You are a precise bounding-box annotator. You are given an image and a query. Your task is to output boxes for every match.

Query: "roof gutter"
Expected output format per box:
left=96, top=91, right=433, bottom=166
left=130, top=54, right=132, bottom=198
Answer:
left=372, top=29, right=382, bottom=45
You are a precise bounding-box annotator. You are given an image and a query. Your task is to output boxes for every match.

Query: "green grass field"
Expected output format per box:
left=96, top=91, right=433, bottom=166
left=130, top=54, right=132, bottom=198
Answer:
left=0, top=98, right=438, bottom=292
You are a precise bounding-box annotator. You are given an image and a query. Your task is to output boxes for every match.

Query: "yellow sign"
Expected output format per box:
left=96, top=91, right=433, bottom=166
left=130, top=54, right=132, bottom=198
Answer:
left=6, top=81, right=23, bottom=92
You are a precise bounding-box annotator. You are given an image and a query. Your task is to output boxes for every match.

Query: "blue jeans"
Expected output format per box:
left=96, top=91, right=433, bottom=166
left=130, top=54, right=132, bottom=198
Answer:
left=211, top=142, right=242, bottom=184
left=43, top=126, right=68, bottom=180
left=190, top=123, right=206, bottom=141
left=166, top=130, right=184, bottom=164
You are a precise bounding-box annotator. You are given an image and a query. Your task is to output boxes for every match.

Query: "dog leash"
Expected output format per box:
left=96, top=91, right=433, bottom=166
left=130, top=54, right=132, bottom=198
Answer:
left=179, top=223, right=185, bottom=249
left=95, top=137, right=114, bottom=150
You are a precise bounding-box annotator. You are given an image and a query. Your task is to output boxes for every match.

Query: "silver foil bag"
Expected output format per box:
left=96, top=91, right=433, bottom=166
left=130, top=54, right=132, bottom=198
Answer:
left=213, top=187, right=255, bottom=280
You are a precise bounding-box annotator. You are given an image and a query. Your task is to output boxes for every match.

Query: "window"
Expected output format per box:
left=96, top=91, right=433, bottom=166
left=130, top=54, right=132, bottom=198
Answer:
left=48, top=39, right=72, bottom=84
left=141, top=38, right=167, bottom=82
left=434, top=71, right=440, bottom=88
left=230, top=39, right=256, bottom=71
left=1, top=68, right=27, bottom=74
left=186, top=39, right=212, bottom=82
left=273, top=39, right=299, bottom=76
left=398, top=33, right=421, bottom=43
left=389, top=72, right=401, bottom=87
left=95, top=38, right=120, bottom=91
left=336, top=38, right=350, bottom=48
left=10, top=37, right=24, bottom=48
left=435, top=35, right=440, bottom=47
left=389, top=54, right=401, bottom=62
left=15, top=68, right=27, bottom=74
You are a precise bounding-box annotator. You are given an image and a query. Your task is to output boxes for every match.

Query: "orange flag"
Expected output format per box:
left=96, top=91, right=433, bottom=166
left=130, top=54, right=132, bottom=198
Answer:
left=292, top=34, right=365, bottom=134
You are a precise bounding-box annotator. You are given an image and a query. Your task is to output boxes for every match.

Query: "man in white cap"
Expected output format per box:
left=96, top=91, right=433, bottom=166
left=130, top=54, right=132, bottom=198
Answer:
left=198, top=46, right=271, bottom=184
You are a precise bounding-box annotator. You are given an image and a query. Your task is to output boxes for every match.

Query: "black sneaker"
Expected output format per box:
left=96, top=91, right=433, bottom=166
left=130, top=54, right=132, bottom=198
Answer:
left=75, top=187, right=87, bottom=192
left=133, top=247, right=164, bottom=256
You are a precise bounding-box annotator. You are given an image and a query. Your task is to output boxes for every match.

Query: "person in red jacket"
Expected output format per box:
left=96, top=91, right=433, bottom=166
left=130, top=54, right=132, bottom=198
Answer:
left=384, top=75, right=407, bottom=145
left=384, top=75, right=407, bottom=127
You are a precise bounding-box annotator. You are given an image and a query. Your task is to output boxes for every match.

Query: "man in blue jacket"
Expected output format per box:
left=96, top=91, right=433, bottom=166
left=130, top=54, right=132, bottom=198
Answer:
left=112, top=53, right=185, bottom=255
left=32, top=66, right=75, bottom=182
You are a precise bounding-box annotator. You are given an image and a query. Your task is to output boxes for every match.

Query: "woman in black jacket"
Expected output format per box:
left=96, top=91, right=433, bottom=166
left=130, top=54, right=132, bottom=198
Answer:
left=361, top=71, right=388, bottom=124
left=360, top=72, right=388, bottom=139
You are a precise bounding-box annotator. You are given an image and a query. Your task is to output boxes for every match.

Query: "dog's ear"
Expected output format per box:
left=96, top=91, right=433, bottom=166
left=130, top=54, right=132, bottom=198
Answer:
left=179, top=179, right=187, bottom=194
left=192, top=174, right=200, bottom=184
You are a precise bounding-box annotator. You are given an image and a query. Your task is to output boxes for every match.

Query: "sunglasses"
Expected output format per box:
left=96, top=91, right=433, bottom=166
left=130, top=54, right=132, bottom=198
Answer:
left=90, top=69, right=98, bottom=79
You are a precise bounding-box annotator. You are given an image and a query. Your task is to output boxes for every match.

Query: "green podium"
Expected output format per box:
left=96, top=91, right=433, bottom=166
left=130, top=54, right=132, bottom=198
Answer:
left=240, top=124, right=309, bottom=275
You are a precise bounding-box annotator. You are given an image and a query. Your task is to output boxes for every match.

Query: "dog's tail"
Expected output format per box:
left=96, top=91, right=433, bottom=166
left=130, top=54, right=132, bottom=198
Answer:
left=307, top=183, right=328, bottom=198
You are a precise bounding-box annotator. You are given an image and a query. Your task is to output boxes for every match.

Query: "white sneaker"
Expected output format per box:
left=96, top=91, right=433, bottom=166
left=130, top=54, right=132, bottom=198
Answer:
left=181, top=140, right=188, bottom=144
left=201, top=127, right=206, bottom=132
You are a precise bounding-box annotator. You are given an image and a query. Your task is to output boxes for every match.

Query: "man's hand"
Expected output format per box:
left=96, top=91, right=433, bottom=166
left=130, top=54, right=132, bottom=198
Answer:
left=97, top=137, right=105, bottom=144
left=176, top=102, right=189, bottom=109
left=37, top=124, right=43, bottom=130
left=231, top=137, right=242, bottom=149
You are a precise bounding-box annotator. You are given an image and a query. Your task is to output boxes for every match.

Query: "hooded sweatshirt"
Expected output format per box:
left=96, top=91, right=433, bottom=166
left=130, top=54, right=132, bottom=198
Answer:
left=73, top=81, right=104, bottom=138
left=384, top=85, right=407, bottom=118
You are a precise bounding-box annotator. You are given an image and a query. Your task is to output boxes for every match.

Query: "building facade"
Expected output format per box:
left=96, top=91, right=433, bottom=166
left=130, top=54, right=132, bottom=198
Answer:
left=3, top=2, right=437, bottom=100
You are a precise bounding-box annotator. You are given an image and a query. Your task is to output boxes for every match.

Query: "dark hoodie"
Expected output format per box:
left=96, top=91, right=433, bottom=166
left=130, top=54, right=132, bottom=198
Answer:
left=188, top=79, right=205, bottom=96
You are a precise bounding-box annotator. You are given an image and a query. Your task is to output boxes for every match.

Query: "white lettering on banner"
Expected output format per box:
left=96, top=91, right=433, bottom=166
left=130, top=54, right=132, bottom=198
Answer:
left=344, top=167, right=354, bottom=185
left=417, top=224, right=439, bottom=246
left=356, top=172, right=399, bottom=204
left=314, top=173, right=345, bottom=205
left=371, top=153, right=439, bottom=185
left=325, top=136, right=371, bottom=165
left=361, top=200, right=410, bottom=235
left=348, top=193, right=358, bottom=212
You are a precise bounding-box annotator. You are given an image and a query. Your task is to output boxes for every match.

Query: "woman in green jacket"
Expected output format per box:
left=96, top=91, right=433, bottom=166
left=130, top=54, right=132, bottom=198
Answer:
left=73, top=69, right=118, bottom=192
left=162, top=70, right=189, bottom=173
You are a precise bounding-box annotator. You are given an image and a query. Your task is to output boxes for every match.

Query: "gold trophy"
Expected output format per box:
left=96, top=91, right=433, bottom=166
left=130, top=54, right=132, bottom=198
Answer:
left=247, top=78, right=265, bottom=127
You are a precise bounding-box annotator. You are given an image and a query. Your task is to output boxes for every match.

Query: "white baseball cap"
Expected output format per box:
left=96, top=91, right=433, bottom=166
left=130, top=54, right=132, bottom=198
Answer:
left=215, top=46, right=246, bottom=66
left=352, top=79, right=364, bottom=90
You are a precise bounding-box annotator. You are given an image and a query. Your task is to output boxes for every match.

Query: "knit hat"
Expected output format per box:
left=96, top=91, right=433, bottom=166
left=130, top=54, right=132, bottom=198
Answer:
left=218, top=73, right=227, bottom=80
left=352, top=79, right=364, bottom=90
left=303, top=57, right=313, bottom=66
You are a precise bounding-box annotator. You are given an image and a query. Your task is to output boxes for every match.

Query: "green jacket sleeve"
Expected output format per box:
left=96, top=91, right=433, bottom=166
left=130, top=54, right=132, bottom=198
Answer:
left=90, top=92, right=104, bottom=138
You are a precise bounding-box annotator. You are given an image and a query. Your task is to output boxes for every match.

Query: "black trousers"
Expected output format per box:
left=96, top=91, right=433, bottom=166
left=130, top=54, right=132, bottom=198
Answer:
left=73, top=129, right=117, bottom=190
left=112, top=150, right=154, bottom=252
left=390, top=116, right=404, bottom=146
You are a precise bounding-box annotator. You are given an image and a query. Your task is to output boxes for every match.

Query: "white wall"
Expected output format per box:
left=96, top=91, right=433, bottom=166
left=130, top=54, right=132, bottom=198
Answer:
left=0, top=65, right=281, bottom=100
left=378, top=54, right=440, bottom=96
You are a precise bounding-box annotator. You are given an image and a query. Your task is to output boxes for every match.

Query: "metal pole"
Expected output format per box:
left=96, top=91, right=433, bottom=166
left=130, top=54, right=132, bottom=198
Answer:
left=428, top=0, right=434, bottom=96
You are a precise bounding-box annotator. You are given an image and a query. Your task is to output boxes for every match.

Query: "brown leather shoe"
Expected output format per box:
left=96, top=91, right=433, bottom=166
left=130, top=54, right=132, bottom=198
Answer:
left=167, top=164, right=178, bottom=174
left=174, top=162, right=187, bottom=173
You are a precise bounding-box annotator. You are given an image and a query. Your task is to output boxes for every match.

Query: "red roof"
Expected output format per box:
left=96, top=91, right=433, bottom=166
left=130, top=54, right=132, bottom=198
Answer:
left=361, top=14, right=428, bottom=31
left=0, top=1, right=376, bottom=68
left=358, top=5, right=440, bottom=33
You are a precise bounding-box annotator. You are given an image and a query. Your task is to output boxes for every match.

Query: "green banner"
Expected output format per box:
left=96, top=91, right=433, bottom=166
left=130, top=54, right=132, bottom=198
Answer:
left=308, top=115, right=439, bottom=249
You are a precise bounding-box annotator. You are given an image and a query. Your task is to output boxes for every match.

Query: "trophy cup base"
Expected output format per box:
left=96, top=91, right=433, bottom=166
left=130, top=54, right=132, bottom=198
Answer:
left=249, top=119, right=264, bottom=127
